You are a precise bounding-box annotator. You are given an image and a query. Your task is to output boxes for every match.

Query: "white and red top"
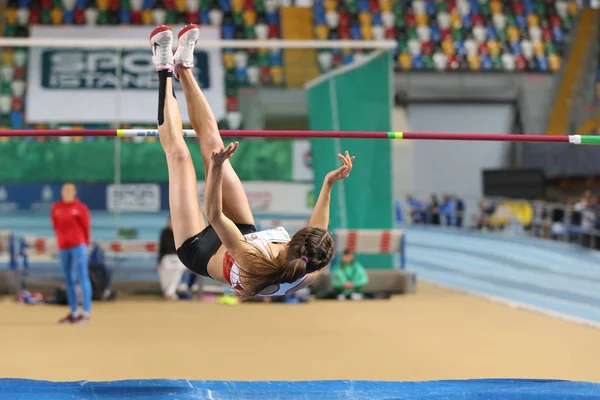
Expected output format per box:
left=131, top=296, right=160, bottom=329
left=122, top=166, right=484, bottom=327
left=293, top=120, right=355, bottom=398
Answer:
left=223, top=227, right=307, bottom=297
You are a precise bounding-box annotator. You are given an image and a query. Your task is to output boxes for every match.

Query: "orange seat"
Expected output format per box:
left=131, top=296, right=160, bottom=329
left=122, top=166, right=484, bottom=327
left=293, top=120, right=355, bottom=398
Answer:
left=96, top=0, right=109, bottom=11
left=442, top=39, right=455, bottom=55
left=51, top=8, right=64, bottom=24
left=380, top=0, right=392, bottom=12
left=527, top=14, right=539, bottom=27
left=533, top=41, right=545, bottom=57
left=222, top=52, right=235, bottom=69
left=490, top=0, right=502, bottom=14
left=315, top=25, right=329, bottom=40
left=415, top=13, right=428, bottom=26
left=467, top=54, right=481, bottom=71
left=175, top=0, right=187, bottom=12
left=359, top=11, right=372, bottom=26
left=243, top=10, right=256, bottom=26
left=232, top=0, right=243, bottom=12
left=507, top=26, right=519, bottom=42
left=325, top=0, right=337, bottom=12
left=548, top=53, right=561, bottom=72
left=487, top=40, right=500, bottom=56
left=142, top=10, right=153, bottom=25
left=398, top=53, right=412, bottom=71
left=5, top=9, right=17, bottom=25
left=270, top=67, right=284, bottom=85
left=361, top=24, right=373, bottom=39
left=450, top=13, right=461, bottom=28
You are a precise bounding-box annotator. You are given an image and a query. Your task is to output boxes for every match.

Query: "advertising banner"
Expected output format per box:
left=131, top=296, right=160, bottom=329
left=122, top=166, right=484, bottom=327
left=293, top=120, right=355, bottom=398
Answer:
left=0, top=182, right=312, bottom=216
left=26, top=26, right=225, bottom=123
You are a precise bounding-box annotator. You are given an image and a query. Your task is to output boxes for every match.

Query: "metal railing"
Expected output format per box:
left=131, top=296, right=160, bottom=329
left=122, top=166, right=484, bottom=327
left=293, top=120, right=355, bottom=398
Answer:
left=401, top=197, right=600, bottom=250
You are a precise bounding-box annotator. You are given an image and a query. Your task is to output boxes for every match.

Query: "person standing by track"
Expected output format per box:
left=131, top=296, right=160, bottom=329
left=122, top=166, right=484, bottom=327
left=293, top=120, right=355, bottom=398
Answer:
left=51, top=182, right=92, bottom=324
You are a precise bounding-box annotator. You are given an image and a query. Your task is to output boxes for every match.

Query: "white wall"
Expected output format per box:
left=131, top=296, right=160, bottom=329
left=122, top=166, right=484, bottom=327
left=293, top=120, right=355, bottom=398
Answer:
left=394, top=104, right=514, bottom=221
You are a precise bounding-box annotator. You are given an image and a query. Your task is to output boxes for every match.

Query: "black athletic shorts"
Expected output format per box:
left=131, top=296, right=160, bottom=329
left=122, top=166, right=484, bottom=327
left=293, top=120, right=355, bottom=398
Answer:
left=176, top=223, right=256, bottom=278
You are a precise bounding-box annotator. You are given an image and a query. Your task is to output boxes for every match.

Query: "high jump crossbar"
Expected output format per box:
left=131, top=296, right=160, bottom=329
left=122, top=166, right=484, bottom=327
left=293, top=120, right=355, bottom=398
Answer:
left=0, top=130, right=599, bottom=144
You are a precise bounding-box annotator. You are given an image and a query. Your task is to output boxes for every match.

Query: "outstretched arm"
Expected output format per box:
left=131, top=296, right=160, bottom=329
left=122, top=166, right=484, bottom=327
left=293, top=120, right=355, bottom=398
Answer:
left=205, top=142, right=248, bottom=255
left=309, top=151, right=355, bottom=229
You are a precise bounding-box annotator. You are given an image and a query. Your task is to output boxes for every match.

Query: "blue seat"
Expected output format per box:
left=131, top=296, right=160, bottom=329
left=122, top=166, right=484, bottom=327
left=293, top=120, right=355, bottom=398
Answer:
left=552, top=26, right=564, bottom=42
left=119, top=10, right=131, bottom=24
left=468, top=0, right=479, bottom=13
left=372, top=12, right=383, bottom=26
left=510, top=41, right=522, bottom=54
left=486, top=26, right=497, bottom=41
left=516, top=15, right=527, bottom=30
left=454, top=40, right=466, bottom=55
left=222, top=23, right=235, bottom=39
left=10, top=111, right=23, bottom=129
left=266, top=11, right=279, bottom=25
left=461, top=15, right=472, bottom=30
left=426, top=1, right=436, bottom=16
left=219, top=0, right=232, bottom=12
left=480, top=54, right=492, bottom=70
left=430, top=26, right=441, bottom=43
left=64, top=10, right=75, bottom=23
left=342, top=53, right=353, bottom=64
left=536, top=55, right=549, bottom=71
left=199, top=10, right=210, bottom=24
left=314, top=12, right=326, bottom=25
left=357, top=0, right=368, bottom=12
left=350, top=24, right=361, bottom=39
left=412, top=54, right=424, bottom=69
left=235, top=67, right=248, bottom=84
left=269, top=50, right=283, bottom=66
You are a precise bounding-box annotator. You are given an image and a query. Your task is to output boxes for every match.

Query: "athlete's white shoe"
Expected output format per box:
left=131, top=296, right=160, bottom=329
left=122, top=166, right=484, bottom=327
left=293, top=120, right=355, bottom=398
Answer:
left=150, top=25, right=174, bottom=71
left=173, top=24, right=200, bottom=79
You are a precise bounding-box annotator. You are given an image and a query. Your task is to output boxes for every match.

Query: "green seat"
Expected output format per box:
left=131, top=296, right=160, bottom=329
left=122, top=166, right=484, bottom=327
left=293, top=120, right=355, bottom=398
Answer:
left=452, top=27, right=463, bottom=41
left=397, top=39, right=408, bottom=53
left=491, top=55, right=503, bottom=70
left=165, top=10, right=178, bottom=24
left=244, top=26, right=256, bottom=39
left=422, top=54, right=433, bottom=69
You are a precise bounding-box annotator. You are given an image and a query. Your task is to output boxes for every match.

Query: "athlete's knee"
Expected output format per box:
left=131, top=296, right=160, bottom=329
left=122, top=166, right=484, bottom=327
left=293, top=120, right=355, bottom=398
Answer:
left=167, top=146, right=192, bottom=163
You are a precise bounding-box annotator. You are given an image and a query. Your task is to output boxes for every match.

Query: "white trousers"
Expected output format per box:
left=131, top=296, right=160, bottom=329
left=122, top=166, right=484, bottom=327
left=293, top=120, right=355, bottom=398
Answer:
left=158, top=254, right=187, bottom=298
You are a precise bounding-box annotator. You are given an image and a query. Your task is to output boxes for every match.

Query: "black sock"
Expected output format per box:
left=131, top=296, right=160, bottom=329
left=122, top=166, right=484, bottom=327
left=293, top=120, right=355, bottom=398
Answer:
left=157, top=70, right=175, bottom=126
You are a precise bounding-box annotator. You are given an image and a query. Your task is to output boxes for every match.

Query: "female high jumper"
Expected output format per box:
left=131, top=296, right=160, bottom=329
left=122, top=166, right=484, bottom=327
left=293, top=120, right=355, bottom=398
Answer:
left=150, top=24, right=355, bottom=299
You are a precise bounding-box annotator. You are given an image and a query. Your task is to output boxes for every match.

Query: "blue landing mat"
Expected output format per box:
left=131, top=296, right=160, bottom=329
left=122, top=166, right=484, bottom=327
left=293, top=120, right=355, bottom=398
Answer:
left=1, top=379, right=600, bottom=400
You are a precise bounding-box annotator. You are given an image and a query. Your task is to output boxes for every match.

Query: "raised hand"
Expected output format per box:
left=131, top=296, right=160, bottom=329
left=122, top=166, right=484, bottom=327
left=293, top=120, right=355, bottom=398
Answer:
left=325, top=151, right=355, bottom=185
left=210, top=141, right=239, bottom=166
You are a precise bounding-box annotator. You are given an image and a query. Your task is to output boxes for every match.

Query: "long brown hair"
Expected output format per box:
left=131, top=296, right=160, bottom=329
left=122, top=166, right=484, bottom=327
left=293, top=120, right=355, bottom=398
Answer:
left=233, top=227, right=334, bottom=299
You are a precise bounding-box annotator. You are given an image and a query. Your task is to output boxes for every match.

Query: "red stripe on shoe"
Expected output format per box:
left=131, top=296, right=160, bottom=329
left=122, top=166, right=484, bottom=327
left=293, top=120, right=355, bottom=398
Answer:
left=150, top=25, right=172, bottom=39
left=178, top=24, right=199, bottom=39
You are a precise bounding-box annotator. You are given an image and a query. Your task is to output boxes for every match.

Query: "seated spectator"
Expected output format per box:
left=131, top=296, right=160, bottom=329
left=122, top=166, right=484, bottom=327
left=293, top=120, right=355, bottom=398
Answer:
left=455, top=196, right=465, bottom=227
left=157, top=216, right=187, bottom=301
left=88, top=243, right=115, bottom=301
left=439, top=195, right=458, bottom=226
left=428, top=194, right=441, bottom=225
left=331, top=249, right=369, bottom=301
left=474, top=201, right=495, bottom=231
left=575, top=190, right=592, bottom=211
left=406, top=194, right=428, bottom=223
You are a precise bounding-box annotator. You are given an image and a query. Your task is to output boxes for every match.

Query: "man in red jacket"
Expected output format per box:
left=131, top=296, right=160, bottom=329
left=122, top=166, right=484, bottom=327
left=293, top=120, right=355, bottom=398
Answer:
left=51, top=182, right=92, bottom=324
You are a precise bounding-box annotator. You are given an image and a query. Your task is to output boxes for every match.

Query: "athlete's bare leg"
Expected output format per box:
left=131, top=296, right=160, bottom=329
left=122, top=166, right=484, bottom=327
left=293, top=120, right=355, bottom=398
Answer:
left=174, top=25, right=254, bottom=226
left=151, top=26, right=205, bottom=247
